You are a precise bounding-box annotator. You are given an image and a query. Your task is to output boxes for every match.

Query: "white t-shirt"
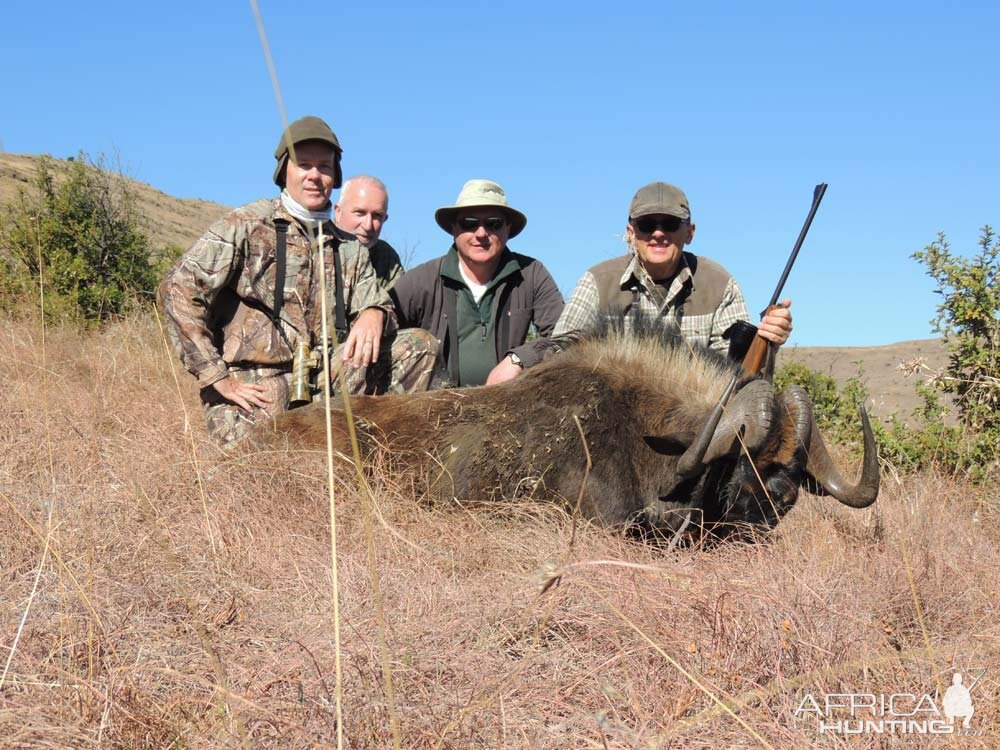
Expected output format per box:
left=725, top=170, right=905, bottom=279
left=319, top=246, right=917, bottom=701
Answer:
left=458, top=263, right=489, bottom=303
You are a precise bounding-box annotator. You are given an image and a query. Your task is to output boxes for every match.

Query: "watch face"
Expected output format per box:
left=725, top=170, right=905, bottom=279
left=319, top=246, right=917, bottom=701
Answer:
left=509, top=353, right=523, bottom=367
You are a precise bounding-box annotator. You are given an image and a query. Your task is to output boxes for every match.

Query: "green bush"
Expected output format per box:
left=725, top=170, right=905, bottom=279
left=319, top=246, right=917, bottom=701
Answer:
left=0, top=154, right=157, bottom=322
left=773, top=360, right=871, bottom=454
left=776, top=226, right=998, bottom=484
left=151, top=243, right=186, bottom=281
left=775, top=362, right=995, bottom=483
left=912, top=227, right=999, bottom=437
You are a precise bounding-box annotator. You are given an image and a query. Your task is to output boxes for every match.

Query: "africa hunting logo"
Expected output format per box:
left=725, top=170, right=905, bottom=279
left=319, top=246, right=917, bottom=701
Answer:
left=793, top=670, right=986, bottom=736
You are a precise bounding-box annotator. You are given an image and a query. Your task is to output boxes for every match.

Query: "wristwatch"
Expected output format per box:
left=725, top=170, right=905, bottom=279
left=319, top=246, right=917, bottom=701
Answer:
left=508, top=352, right=523, bottom=368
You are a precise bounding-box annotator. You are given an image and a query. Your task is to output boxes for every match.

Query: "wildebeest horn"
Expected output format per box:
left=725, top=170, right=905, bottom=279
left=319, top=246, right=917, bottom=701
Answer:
left=676, top=376, right=775, bottom=477
left=783, top=386, right=880, bottom=508
left=780, top=385, right=814, bottom=451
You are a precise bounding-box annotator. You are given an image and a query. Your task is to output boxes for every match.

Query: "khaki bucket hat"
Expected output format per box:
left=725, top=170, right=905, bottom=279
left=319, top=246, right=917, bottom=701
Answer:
left=272, top=115, right=343, bottom=189
left=434, top=179, right=527, bottom=238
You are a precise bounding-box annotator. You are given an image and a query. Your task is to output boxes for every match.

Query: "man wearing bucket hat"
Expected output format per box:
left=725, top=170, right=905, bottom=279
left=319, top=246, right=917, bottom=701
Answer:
left=390, top=179, right=563, bottom=387
left=553, top=181, right=792, bottom=351
left=159, top=115, right=439, bottom=448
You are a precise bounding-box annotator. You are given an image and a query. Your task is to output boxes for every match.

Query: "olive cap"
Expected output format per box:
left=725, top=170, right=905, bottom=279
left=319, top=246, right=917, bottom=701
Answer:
left=628, top=181, right=690, bottom=220
left=272, top=116, right=343, bottom=188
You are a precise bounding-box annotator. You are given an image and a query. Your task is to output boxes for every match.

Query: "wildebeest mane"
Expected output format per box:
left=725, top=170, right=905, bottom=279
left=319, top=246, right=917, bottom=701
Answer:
left=554, top=308, right=743, bottom=418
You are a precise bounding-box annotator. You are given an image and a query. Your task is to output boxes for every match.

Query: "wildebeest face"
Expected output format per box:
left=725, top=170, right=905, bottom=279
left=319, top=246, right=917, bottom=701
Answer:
left=633, top=447, right=799, bottom=542
left=637, top=380, right=877, bottom=543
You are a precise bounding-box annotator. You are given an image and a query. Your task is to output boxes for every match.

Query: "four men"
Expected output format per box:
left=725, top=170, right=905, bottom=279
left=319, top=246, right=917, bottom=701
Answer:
left=161, top=118, right=793, bottom=447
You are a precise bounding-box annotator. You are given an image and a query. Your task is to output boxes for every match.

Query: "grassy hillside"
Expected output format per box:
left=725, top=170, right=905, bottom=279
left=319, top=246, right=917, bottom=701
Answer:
left=0, top=314, right=996, bottom=747
left=0, top=152, right=229, bottom=253
left=779, top=338, right=950, bottom=422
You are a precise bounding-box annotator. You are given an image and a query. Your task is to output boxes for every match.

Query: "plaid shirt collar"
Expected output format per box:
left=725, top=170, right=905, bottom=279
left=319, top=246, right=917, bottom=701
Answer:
left=618, top=252, right=694, bottom=310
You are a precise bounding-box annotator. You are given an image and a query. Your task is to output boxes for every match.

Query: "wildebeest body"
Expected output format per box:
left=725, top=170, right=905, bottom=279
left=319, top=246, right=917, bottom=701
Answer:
left=269, top=321, right=877, bottom=539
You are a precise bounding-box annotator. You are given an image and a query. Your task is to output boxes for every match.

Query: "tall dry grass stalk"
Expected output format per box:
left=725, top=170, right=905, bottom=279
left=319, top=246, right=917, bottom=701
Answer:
left=1, top=227, right=57, bottom=691
left=311, top=221, right=347, bottom=750
left=1, top=312, right=998, bottom=747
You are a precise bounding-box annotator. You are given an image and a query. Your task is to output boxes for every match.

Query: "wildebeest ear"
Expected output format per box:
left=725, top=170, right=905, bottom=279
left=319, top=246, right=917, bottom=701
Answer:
left=643, top=433, right=694, bottom=455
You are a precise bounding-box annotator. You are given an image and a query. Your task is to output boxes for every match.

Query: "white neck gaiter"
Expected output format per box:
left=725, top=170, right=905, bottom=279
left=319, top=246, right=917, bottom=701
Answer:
left=281, top=189, right=331, bottom=228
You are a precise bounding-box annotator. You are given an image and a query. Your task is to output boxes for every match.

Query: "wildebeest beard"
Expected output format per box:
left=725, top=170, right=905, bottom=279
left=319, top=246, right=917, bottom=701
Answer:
left=264, top=312, right=879, bottom=544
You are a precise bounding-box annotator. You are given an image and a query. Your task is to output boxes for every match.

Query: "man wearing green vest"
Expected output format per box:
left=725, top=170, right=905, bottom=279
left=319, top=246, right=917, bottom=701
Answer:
left=554, top=181, right=793, bottom=351
left=390, top=179, right=564, bottom=386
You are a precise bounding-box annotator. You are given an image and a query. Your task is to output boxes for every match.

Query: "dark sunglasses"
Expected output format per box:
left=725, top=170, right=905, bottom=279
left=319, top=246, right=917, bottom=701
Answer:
left=631, top=216, right=686, bottom=234
left=458, top=216, right=507, bottom=232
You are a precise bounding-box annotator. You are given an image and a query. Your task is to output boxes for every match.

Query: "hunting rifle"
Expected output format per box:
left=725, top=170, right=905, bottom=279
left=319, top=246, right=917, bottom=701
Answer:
left=736, top=182, right=828, bottom=376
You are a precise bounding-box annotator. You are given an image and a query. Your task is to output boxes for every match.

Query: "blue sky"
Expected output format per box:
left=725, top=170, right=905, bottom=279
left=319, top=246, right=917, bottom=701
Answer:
left=3, top=1, right=997, bottom=346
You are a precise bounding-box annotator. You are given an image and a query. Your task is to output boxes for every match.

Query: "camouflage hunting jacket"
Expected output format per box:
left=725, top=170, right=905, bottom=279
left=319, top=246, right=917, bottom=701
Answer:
left=368, top=238, right=404, bottom=291
left=159, top=198, right=396, bottom=389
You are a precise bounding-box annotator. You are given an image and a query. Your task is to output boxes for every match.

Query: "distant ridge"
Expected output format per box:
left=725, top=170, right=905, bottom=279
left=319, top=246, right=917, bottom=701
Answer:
left=779, top=338, right=949, bottom=422
left=0, top=152, right=230, bottom=253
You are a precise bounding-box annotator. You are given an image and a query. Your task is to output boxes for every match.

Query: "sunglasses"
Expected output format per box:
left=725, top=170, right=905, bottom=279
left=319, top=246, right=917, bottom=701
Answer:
left=458, top=216, right=507, bottom=232
left=631, top=216, right=686, bottom=234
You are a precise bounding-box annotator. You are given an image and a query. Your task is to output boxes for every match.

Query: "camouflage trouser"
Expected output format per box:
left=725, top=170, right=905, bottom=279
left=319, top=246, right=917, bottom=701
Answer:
left=202, top=328, right=440, bottom=449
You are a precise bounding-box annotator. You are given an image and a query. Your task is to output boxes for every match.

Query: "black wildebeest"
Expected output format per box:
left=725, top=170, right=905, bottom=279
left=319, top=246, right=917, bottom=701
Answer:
left=266, top=317, right=879, bottom=541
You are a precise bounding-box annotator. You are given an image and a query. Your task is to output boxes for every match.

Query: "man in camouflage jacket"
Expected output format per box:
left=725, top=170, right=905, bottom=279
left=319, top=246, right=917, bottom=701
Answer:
left=159, top=116, right=438, bottom=448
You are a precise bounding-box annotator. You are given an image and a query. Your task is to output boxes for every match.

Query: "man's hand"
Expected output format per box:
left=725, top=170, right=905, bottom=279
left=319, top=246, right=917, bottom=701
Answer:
left=758, top=298, right=793, bottom=347
left=486, top=354, right=523, bottom=386
left=342, top=307, right=385, bottom=368
left=213, top=376, right=273, bottom=412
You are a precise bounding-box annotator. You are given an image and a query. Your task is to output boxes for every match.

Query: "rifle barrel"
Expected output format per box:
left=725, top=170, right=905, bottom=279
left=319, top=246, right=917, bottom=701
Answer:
left=766, top=182, right=828, bottom=312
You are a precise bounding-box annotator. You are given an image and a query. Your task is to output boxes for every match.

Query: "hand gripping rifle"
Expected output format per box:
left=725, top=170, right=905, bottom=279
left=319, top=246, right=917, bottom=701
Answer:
left=730, top=183, right=828, bottom=377
left=678, top=184, right=828, bottom=451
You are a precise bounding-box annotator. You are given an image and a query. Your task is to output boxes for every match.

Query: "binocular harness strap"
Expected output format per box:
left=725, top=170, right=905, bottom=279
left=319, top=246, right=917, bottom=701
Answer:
left=332, top=243, right=348, bottom=344
left=270, top=218, right=294, bottom=351
left=270, top=218, right=349, bottom=350
left=273, top=218, right=289, bottom=323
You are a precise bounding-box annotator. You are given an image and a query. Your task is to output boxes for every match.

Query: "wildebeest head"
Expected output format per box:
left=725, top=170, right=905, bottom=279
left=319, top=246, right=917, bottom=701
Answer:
left=268, top=315, right=878, bottom=542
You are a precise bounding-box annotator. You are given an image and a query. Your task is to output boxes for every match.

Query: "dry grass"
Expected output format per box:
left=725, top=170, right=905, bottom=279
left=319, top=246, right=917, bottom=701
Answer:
left=1, top=312, right=997, bottom=749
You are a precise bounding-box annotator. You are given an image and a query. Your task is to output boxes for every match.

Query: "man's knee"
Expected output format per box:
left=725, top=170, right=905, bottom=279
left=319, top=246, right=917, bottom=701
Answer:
left=336, top=328, right=442, bottom=395
left=384, top=328, right=442, bottom=393
left=201, top=371, right=291, bottom=448
left=204, top=402, right=257, bottom=449
left=388, top=327, right=440, bottom=361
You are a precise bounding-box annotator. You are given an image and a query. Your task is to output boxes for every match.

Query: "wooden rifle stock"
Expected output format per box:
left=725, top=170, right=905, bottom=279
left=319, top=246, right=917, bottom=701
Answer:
left=740, top=305, right=780, bottom=377
left=740, top=183, right=828, bottom=377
